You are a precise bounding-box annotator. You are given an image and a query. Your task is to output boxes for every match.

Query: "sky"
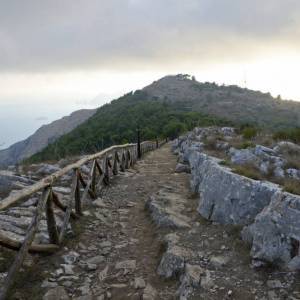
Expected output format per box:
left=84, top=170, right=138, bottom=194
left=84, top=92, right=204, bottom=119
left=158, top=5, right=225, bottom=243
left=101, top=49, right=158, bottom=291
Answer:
left=1, top=0, right=300, bottom=148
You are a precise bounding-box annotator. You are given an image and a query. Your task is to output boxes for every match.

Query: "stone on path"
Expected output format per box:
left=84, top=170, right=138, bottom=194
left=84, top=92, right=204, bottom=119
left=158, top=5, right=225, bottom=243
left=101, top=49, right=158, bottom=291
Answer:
left=142, top=284, right=157, bottom=300
left=43, top=286, right=70, bottom=300
left=115, top=260, right=136, bottom=270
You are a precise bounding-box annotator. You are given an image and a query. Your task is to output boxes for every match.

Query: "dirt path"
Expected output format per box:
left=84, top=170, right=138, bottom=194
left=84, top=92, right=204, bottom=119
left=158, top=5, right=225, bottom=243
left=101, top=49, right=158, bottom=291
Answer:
left=6, top=144, right=300, bottom=299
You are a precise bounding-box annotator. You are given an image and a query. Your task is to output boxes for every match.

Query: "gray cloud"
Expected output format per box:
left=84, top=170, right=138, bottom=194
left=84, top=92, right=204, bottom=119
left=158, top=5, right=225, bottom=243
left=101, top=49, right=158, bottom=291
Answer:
left=0, top=0, right=300, bottom=72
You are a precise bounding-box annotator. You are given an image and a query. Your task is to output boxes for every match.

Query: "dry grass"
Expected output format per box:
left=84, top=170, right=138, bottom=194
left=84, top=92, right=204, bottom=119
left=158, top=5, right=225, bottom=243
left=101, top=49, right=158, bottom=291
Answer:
left=279, top=146, right=300, bottom=170
left=283, top=179, right=300, bottom=195
left=232, top=164, right=263, bottom=181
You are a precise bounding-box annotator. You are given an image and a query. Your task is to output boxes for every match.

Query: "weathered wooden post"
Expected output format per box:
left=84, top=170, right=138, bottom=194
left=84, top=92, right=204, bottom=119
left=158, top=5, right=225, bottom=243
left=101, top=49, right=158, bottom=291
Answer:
left=112, top=151, right=119, bottom=175
left=137, top=127, right=141, bottom=159
left=46, top=189, right=59, bottom=244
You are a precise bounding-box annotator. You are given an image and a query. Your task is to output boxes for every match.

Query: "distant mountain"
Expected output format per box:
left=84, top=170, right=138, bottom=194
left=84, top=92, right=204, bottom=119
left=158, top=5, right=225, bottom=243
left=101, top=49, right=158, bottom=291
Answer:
left=27, top=74, right=300, bottom=163
left=143, top=74, right=300, bottom=128
left=0, top=109, right=96, bottom=167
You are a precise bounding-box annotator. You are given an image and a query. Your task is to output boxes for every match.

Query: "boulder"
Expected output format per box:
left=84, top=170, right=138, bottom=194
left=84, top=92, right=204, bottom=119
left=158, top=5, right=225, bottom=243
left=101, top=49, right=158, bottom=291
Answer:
left=157, top=245, right=191, bottom=278
left=36, top=164, right=61, bottom=175
left=0, top=173, right=35, bottom=195
left=286, top=168, right=300, bottom=180
left=242, top=192, right=300, bottom=269
left=178, top=264, right=203, bottom=299
left=274, top=167, right=285, bottom=178
left=43, top=287, right=70, bottom=300
left=175, top=163, right=190, bottom=174
left=146, top=193, right=191, bottom=229
left=229, top=148, right=258, bottom=166
left=189, top=152, right=279, bottom=225
left=220, top=127, right=235, bottom=136
left=142, top=284, right=158, bottom=300
left=254, top=145, right=276, bottom=157
left=274, top=141, right=300, bottom=154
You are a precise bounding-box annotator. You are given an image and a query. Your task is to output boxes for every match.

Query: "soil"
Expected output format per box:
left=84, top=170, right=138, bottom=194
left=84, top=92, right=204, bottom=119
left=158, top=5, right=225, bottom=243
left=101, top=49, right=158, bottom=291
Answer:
left=2, top=144, right=300, bottom=299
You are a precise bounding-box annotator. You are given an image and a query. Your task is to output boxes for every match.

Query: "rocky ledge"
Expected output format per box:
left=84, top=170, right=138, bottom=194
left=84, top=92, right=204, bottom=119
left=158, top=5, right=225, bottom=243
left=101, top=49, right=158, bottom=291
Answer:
left=173, top=127, right=300, bottom=270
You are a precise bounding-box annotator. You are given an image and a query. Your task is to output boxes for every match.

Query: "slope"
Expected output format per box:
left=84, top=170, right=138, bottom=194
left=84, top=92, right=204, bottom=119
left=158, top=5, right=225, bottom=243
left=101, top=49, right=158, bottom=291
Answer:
left=27, top=74, right=300, bottom=163
left=0, top=109, right=96, bottom=167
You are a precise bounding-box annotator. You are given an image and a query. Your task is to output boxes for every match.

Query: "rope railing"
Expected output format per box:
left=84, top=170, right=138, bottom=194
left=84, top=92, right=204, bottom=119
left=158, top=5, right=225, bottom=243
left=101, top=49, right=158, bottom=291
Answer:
left=0, top=139, right=165, bottom=300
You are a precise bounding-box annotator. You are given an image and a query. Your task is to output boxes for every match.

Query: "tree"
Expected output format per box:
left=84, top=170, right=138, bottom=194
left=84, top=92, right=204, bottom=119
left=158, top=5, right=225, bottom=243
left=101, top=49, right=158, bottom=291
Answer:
left=163, top=120, right=186, bottom=140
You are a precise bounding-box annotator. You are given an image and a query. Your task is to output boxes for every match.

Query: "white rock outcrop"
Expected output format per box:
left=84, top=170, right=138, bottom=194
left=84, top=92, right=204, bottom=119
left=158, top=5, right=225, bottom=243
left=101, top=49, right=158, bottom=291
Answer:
left=173, top=127, right=300, bottom=269
left=189, top=151, right=279, bottom=225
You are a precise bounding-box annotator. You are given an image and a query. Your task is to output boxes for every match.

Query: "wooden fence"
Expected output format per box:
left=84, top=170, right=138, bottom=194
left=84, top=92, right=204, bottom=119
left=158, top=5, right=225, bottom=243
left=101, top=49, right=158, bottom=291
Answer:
left=0, top=140, right=165, bottom=299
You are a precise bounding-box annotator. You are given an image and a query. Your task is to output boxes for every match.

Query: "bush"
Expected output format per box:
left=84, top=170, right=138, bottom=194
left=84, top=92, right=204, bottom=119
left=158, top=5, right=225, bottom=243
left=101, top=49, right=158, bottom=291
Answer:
left=273, top=128, right=300, bottom=143
left=242, top=127, right=258, bottom=139
left=236, top=141, right=255, bottom=149
left=163, top=120, right=186, bottom=140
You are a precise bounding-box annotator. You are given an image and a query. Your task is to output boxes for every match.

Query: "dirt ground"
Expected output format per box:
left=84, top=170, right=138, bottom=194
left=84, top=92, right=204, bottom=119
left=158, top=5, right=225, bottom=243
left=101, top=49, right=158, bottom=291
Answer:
left=3, top=144, right=300, bottom=299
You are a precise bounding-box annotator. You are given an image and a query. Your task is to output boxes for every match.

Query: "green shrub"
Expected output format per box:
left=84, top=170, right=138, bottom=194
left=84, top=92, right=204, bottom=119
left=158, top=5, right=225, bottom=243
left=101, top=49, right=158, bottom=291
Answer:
left=242, top=127, right=258, bottom=139
left=273, top=128, right=300, bottom=143
left=163, top=120, right=186, bottom=139
left=219, top=160, right=231, bottom=166
left=236, top=141, right=255, bottom=149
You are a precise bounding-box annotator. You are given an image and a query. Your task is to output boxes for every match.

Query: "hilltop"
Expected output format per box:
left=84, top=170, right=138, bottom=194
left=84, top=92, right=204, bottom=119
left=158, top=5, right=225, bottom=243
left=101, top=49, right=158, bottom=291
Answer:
left=27, top=74, right=300, bottom=163
left=144, top=74, right=300, bottom=128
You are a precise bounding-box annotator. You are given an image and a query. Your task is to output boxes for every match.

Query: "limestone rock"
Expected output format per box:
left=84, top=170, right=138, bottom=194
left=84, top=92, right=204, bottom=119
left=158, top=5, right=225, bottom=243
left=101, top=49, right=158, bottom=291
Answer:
left=36, top=164, right=61, bottom=175
left=62, top=251, right=80, bottom=264
left=115, top=260, right=136, bottom=270
left=142, top=284, right=157, bottom=300
left=229, top=148, right=258, bottom=166
left=178, top=264, right=204, bottom=299
left=134, top=277, right=146, bottom=289
left=210, top=255, right=230, bottom=268
left=242, top=191, right=300, bottom=269
left=175, top=163, right=191, bottom=174
left=157, top=245, right=192, bottom=278
left=146, top=193, right=190, bottom=229
left=43, top=286, right=70, bottom=300
left=189, top=151, right=279, bottom=225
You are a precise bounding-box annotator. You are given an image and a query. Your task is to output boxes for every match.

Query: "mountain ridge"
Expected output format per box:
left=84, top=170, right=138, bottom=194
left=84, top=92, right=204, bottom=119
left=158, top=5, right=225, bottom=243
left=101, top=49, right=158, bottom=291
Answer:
left=0, top=108, right=97, bottom=168
left=16, top=74, right=300, bottom=163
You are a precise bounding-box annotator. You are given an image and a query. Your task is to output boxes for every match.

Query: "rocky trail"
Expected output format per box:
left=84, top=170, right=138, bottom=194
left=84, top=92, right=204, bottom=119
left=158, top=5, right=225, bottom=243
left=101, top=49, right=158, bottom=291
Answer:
left=1, top=144, right=300, bottom=299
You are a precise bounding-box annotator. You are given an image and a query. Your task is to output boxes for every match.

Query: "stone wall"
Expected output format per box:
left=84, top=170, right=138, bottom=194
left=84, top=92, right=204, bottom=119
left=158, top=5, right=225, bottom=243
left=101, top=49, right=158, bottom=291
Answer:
left=174, top=127, right=300, bottom=270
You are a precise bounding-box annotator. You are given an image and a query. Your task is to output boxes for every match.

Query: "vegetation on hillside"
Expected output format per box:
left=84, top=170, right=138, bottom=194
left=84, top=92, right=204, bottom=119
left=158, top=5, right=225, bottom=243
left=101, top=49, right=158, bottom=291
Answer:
left=25, top=74, right=300, bottom=163
left=273, top=128, right=300, bottom=143
left=26, top=92, right=231, bottom=163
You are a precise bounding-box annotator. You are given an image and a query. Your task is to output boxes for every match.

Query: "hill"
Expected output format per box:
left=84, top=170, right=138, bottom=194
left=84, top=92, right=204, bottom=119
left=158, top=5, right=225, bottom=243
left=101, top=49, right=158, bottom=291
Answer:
left=0, top=109, right=96, bottom=167
left=27, top=74, right=300, bottom=163
left=144, top=74, right=300, bottom=129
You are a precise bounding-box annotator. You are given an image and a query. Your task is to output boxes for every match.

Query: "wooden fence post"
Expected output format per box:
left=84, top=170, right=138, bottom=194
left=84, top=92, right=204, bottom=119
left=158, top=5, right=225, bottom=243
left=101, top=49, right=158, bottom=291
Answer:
left=103, top=156, right=110, bottom=185
left=120, top=151, right=126, bottom=172
left=59, top=170, right=77, bottom=244
left=74, top=169, right=82, bottom=216
left=113, top=151, right=119, bottom=175
left=137, top=127, right=141, bottom=159
left=46, top=188, right=59, bottom=244
left=0, top=187, right=51, bottom=300
left=125, top=149, right=130, bottom=169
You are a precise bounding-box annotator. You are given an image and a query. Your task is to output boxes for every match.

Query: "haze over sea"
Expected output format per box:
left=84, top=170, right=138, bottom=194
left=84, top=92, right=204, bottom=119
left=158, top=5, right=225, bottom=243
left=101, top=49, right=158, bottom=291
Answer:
left=0, top=97, right=101, bottom=150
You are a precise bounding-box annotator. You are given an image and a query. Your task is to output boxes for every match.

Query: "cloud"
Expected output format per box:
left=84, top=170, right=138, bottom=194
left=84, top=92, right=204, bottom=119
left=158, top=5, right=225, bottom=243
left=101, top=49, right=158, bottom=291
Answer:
left=0, top=0, right=300, bottom=72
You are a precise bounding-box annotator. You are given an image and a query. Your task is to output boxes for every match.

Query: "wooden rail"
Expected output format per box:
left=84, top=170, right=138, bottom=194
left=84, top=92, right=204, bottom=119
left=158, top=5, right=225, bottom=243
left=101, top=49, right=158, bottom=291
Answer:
left=0, top=140, right=165, bottom=299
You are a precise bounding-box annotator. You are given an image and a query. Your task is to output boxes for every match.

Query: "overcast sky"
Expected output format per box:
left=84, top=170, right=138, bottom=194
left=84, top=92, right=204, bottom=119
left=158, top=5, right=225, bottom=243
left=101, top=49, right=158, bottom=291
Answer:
left=1, top=0, right=300, bottom=147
